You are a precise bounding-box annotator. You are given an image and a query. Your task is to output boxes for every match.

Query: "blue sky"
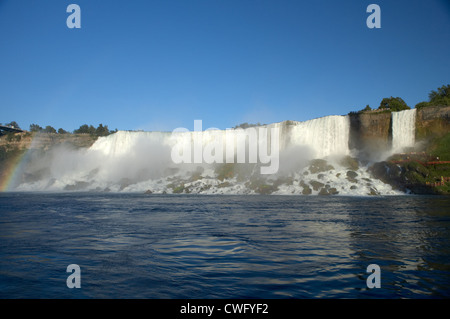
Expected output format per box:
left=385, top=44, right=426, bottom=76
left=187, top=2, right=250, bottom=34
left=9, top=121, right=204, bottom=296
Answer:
left=0, top=0, right=449, bottom=132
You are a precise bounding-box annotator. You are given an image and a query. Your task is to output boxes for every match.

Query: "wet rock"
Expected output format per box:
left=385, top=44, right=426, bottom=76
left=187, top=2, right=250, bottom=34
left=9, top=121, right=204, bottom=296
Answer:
left=273, top=176, right=294, bottom=187
left=302, top=186, right=312, bottom=195
left=189, top=171, right=203, bottom=182
left=309, top=180, right=325, bottom=191
left=308, top=159, right=335, bottom=174
left=318, top=185, right=338, bottom=195
left=369, top=161, right=402, bottom=186
left=369, top=161, right=417, bottom=192
left=172, top=184, right=185, bottom=194
left=119, top=178, right=132, bottom=191
left=339, top=156, right=360, bottom=171
left=218, top=181, right=232, bottom=188
left=346, top=170, right=358, bottom=179
left=199, top=184, right=212, bottom=192
left=255, top=184, right=278, bottom=195
left=329, top=187, right=339, bottom=195
left=346, top=170, right=358, bottom=183
left=64, top=181, right=91, bottom=191
left=215, top=163, right=236, bottom=181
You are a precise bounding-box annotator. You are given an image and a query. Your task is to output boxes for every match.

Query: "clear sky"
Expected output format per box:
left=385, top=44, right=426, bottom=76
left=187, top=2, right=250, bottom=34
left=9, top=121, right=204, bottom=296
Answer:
left=0, top=0, right=449, bottom=132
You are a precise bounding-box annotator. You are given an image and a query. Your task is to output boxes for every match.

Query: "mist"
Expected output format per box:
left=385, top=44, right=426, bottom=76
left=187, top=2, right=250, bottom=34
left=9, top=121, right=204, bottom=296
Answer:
left=9, top=112, right=415, bottom=196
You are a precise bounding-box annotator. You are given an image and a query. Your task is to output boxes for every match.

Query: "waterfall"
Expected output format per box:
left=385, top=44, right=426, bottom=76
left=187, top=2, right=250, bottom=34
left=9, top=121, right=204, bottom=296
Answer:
left=89, top=131, right=172, bottom=157
left=289, top=115, right=350, bottom=158
left=9, top=114, right=406, bottom=196
left=89, top=115, right=350, bottom=162
left=391, top=109, right=416, bottom=152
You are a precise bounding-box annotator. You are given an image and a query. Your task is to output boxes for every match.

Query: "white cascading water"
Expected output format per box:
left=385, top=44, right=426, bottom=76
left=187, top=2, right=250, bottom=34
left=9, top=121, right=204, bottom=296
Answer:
left=90, top=131, right=172, bottom=157
left=89, top=115, right=350, bottom=162
left=391, top=109, right=417, bottom=152
left=12, top=114, right=401, bottom=195
left=289, top=115, right=350, bottom=158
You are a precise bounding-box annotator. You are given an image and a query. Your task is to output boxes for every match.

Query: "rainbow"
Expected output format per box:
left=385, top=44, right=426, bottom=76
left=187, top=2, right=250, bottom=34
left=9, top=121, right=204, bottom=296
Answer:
left=0, top=148, right=30, bottom=192
left=0, top=134, right=36, bottom=192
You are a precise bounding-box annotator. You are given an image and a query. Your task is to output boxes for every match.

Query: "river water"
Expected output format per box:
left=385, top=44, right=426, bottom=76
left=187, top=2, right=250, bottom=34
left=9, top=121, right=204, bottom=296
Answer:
left=0, top=193, right=449, bottom=299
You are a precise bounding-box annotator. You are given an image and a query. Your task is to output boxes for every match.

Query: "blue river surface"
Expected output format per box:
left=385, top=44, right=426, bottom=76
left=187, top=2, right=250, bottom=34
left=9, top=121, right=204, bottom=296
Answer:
left=0, top=192, right=449, bottom=299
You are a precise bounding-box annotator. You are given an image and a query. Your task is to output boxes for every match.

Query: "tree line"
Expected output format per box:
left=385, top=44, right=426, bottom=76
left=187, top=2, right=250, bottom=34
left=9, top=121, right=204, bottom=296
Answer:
left=351, top=84, right=450, bottom=114
left=0, top=122, right=117, bottom=136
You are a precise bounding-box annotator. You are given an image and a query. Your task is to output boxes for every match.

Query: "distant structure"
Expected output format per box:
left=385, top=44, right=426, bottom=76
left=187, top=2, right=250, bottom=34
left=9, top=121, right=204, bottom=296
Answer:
left=0, top=125, right=24, bottom=135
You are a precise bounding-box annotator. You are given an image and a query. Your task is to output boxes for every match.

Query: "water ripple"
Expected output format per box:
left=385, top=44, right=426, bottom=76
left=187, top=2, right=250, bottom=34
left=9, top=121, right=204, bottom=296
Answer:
left=0, top=193, right=449, bottom=298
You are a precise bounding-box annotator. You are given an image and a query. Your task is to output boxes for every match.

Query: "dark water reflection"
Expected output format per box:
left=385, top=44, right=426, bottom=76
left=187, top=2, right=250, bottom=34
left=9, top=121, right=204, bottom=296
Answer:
left=0, top=193, right=449, bottom=298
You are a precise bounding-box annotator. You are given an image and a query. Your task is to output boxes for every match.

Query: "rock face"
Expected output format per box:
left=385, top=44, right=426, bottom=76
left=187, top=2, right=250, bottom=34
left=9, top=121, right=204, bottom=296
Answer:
left=416, top=106, right=450, bottom=140
left=0, top=132, right=34, bottom=151
left=348, top=106, right=450, bottom=157
left=0, top=132, right=97, bottom=151
left=417, top=105, right=450, bottom=123
left=348, top=111, right=392, bottom=158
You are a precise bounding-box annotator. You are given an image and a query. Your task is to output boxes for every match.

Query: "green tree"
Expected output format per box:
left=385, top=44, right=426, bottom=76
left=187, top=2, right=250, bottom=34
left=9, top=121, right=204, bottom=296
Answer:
left=95, top=124, right=110, bottom=136
left=74, top=124, right=88, bottom=134
left=233, top=122, right=263, bottom=129
left=428, top=84, right=450, bottom=106
left=43, top=126, right=57, bottom=134
left=74, top=124, right=95, bottom=134
left=415, top=101, right=429, bottom=109
left=58, top=128, right=68, bottom=134
left=29, top=124, right=43, bottom=132
left=378, top=97, right=410, bottom=111
left=6, top=121, right=20, bottom=129
left=415, top=84, right=450, bottom=109
left=74, top=124, right=113, bottom=136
